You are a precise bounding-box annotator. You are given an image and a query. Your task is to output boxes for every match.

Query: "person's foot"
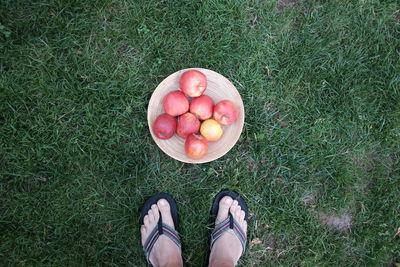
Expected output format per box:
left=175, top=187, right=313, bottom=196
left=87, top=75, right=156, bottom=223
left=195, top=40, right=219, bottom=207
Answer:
left=209, top=196, right=247, bottom=267
left=140, top=199, right=183, bottom=267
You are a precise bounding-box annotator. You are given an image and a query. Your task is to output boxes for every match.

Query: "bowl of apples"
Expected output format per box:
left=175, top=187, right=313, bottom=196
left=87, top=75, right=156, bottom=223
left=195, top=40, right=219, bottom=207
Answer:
left=147, top=68, right=245, bottom=164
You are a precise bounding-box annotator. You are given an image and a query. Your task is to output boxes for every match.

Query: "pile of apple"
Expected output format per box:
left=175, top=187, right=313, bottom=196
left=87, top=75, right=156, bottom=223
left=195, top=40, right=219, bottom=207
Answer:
left=152, top=70, right=239, bottom=159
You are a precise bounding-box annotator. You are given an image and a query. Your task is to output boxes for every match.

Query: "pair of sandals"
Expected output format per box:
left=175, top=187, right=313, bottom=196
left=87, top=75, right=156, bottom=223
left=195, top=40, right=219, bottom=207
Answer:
left=139, top=190, right=249, bottom=265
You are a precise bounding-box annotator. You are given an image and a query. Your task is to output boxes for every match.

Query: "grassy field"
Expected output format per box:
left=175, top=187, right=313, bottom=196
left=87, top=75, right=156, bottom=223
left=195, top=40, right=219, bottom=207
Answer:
left=1, top=0, right=399, bottom=265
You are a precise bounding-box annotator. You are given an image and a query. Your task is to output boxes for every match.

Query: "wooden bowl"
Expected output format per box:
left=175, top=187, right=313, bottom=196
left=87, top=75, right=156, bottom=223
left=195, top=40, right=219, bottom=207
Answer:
left=147, top=68, right=245, bottom=164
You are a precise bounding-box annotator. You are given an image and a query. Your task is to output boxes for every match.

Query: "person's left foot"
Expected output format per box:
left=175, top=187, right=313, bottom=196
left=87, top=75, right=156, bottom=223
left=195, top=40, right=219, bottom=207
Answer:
left=140, top=199, right=183, bottom=267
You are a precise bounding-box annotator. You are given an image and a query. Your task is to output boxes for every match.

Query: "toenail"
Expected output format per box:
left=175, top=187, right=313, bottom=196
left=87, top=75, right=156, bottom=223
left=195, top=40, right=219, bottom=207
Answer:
left=159, top=199, right=166, bottom=206
left=225, top=197, right=233, bottom=204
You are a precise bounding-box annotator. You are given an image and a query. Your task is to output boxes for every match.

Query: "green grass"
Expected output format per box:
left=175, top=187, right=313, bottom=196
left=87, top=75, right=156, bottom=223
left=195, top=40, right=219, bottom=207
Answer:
left=1, top=0, right=399, bottom=265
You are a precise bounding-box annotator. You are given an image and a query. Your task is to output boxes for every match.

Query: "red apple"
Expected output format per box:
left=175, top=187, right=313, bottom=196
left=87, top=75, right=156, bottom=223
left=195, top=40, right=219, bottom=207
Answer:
left=152, top=113, right=177, bottom=139
left=185, top=134, right=208, bottom=159
left=176, top=112, right=200, bottom=138
left=189, top=95, right=214, bottom=120
left=179, top=70, right=207, bottom=97
left=213, top=100, right=239, bottom=125
left=163, top=90, right=189, bottom=116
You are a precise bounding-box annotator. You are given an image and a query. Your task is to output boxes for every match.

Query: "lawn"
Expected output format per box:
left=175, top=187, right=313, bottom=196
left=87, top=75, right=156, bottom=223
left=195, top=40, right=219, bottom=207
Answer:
left=1, top=0, right=399, bottom=266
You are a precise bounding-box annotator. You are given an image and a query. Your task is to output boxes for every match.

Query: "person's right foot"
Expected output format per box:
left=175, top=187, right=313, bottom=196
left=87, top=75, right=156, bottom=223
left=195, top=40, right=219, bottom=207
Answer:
left=209, top=196, right=247, bottom=267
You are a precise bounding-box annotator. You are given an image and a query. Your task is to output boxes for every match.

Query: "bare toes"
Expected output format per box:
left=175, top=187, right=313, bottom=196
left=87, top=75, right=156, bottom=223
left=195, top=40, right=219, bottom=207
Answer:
left=240, top=211, right=245, bottom=224
left=148, top=209, right=154, bottom=222
left=216, top=196, right=233, bottom=224
left=235, top=206, right=241, bottom=219
left=151, top=204, right=160, bottom=222
left=229, top=200, right=238, bottom=215
left=144, top=215, right=149, bottom=226
left=243, top=221, right=248, bottom=233
left=157, top=199, right=175, bottom=229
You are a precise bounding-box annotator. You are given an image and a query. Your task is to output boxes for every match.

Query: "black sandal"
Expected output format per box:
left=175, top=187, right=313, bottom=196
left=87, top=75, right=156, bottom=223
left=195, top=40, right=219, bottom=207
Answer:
left=210, top=190, right=249, bottom=256
left=139, top=193, right=181, bottom=265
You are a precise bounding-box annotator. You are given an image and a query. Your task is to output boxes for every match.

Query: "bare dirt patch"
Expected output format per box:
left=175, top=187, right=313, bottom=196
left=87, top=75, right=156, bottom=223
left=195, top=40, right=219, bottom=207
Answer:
left=319, top=213, right=352, bottom=232
left=352, top=151, right=396, bottom=175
